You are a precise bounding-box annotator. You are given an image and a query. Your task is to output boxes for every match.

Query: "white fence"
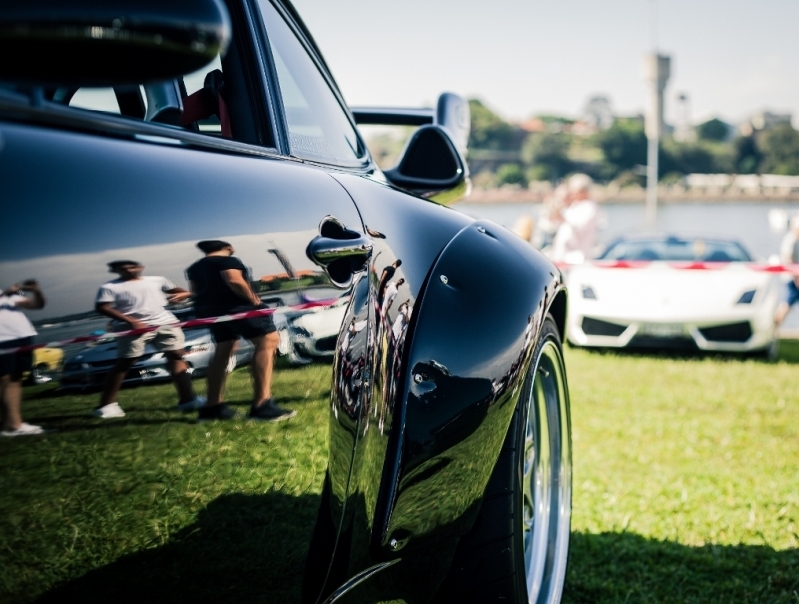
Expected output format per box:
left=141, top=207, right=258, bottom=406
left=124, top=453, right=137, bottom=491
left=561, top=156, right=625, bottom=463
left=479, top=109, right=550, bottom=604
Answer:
left=684, top=173, right=799, bottom=193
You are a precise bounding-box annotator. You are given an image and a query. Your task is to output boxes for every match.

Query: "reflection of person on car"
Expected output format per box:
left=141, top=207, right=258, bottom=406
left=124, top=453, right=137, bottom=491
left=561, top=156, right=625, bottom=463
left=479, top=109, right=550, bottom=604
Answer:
left=0, top=280, right=46, bottom=436
left=92, top=261, right=203, bottom=419
left=187, top=240, right=295, bottom=422
left=391, top=301, right=411, bottom=343
left=381, top=278, right=405, bottom=317
left=376, top=259, right=402, bottom=306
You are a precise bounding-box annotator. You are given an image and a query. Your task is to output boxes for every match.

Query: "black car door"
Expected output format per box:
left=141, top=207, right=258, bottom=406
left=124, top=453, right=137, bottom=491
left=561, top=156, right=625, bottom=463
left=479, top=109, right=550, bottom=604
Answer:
left=0, top=0, right=368, bottom=488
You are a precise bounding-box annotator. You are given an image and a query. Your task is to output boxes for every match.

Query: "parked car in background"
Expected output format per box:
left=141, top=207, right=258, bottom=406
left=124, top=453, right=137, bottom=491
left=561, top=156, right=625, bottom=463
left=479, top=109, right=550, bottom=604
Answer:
left=26, top=347, right=64, bottom=385
left=284, top=298, right=347, bottom=363
left=1, top=0, right=572, bottom=602
left=60, top=329, right=255, bottom=391
left=566, top=234, right=781, bottom=355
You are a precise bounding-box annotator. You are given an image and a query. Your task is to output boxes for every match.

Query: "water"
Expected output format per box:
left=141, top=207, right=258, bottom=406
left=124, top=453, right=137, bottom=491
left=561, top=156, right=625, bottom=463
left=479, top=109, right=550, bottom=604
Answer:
left=453, top=200, right=799, bottom=261
left=453, top=199, right=799, bottom=329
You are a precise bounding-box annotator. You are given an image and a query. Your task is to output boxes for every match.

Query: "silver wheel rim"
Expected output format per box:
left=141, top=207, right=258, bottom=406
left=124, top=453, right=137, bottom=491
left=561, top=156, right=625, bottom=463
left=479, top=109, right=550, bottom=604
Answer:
left=522, top=339, right=572, bottom=604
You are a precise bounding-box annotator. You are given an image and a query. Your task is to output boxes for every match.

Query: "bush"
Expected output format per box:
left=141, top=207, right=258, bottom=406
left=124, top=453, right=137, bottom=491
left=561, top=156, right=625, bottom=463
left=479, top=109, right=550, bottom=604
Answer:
left=495, top=163, right=528, bottom=187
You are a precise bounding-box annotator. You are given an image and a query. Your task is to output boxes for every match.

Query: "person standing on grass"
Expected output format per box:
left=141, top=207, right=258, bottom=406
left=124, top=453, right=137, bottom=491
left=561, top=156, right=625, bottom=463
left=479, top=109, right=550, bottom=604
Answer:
left=775, top=215, right=799, bottom=327
left=549, top=173, right=599, bottom=264
left=93, top=261, right=204, bottom=419
left=0, top=280, right=46, bottom=436
left=186, top=240, right=295, bottom=422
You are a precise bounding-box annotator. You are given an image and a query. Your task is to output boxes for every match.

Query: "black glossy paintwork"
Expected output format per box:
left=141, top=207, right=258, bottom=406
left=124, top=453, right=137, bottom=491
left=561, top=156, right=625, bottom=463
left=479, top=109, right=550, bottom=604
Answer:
left=0, top=120, right=362, bottom=333
left=326, top=220, right=565, bottom=603
left=1, top=0, right=569, bottom=601
left=310, top=174, right=474, bottom=601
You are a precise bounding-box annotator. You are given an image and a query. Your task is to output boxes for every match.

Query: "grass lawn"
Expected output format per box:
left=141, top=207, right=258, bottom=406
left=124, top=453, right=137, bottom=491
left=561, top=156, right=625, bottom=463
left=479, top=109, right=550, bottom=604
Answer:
left=1, top=345, right=798, bottom=603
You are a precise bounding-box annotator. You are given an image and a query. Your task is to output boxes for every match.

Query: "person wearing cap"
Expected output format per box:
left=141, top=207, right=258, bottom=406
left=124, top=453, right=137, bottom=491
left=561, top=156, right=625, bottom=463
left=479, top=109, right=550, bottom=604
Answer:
left=93, top=261, right=203, bottom=418
left=186, top=240, right=294, bottom=422
left=549, top=173, right=599, bottom=264
left=0, top=280, right=46, bottom=437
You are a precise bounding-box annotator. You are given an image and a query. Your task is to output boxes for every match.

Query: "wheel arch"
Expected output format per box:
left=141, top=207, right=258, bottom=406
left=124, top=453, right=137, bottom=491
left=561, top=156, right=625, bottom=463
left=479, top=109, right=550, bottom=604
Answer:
left=368, top=220, right=565, bottom=577
left=549, top=287, right=568, bottom=342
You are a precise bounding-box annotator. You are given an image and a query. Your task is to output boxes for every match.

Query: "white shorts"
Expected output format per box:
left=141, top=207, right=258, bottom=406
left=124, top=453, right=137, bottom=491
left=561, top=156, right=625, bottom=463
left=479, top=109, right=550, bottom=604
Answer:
left=117, top=325, right=185, bottom=359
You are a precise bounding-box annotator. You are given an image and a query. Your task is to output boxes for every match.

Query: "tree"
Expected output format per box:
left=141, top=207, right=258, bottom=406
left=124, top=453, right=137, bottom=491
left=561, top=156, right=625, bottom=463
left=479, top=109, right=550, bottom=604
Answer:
left=595, top=119, right=647, bottom=179
left=495, top=164, right=527, bottom=187
left=468, top=99, right=518, bottom=151
left=760, top=124, right=799, bottom=175
left=696, top=118, right=730, bottom=142
left=521, top=132, right=571, bottom=182
left=733, top=135, right=762, bottom=174
left=661, top=140, right=734, bottom=175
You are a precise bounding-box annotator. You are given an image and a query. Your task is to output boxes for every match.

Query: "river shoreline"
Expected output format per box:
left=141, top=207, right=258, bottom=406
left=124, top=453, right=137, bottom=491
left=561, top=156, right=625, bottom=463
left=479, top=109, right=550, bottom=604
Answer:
left=466, top=185, right=799, bottom=204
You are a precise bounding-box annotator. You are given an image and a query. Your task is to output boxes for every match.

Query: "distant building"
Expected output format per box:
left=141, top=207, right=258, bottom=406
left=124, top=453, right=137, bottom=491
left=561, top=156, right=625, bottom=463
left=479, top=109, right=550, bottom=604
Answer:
left=674, top=93, right=696, bottom=142
left=748, top=111, right=793, bottom=132
left=582, top=95, right=614, bottom=131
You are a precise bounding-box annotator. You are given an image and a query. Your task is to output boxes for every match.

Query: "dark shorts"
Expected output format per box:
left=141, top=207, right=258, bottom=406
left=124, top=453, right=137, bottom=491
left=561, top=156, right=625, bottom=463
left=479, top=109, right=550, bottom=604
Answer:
left=784, top=280, right=799, bottom=307
left=0, top=337, right=34, bottom=377
left=209, top=308, right=276, bottom=343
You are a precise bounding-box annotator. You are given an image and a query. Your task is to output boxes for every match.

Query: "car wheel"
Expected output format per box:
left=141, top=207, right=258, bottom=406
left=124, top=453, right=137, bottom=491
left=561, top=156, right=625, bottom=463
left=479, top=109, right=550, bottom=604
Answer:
left=31, top=363, right=53, bottom=385
left=437, top=315, right=572, bottom=603
left=226, top=355, right=237, bottom=374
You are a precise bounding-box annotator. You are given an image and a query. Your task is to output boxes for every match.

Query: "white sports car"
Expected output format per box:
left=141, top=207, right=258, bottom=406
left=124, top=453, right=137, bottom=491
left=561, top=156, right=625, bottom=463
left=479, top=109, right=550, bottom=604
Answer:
left=565, top=235, right=781, bottom=354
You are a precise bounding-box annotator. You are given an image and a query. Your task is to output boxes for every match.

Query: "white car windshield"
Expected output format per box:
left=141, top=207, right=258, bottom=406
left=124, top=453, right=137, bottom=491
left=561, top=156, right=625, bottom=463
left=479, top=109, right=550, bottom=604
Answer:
left=599, top=237, right=752, bottom=262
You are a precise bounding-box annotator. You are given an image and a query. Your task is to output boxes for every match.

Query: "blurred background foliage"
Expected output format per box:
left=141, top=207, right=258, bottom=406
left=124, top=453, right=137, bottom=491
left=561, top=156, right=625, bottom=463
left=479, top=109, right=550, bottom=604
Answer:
left=462, top=99, right=799, bottom=189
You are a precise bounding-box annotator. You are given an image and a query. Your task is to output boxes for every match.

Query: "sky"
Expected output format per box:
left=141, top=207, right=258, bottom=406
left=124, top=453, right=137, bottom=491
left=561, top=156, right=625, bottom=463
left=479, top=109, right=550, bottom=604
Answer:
left=291, top=0, right=799, bottom=127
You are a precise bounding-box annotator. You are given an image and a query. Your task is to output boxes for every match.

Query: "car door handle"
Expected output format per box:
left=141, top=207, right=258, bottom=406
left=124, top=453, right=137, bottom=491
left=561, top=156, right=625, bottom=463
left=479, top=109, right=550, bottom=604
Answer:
left=307, top=216, right=372, bottom=267
left=307, top=216, right=372, bottom=287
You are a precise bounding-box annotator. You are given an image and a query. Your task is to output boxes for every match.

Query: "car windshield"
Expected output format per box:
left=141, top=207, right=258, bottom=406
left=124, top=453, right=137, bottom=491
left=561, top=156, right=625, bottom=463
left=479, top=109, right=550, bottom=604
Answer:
left=598, top=237, right=752, bottom=262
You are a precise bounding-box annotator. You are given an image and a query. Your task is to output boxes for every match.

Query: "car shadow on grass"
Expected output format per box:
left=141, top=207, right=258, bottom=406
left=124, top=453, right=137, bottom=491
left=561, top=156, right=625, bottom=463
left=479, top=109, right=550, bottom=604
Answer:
left=36, top=491, right=319, bottom=604
left=565, top=531, right=799, bottom=603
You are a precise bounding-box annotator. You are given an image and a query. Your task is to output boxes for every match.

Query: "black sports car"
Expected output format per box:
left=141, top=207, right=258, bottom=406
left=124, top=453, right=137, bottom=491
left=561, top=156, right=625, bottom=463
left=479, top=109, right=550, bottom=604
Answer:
left=0, top=1, right=572, bottom=602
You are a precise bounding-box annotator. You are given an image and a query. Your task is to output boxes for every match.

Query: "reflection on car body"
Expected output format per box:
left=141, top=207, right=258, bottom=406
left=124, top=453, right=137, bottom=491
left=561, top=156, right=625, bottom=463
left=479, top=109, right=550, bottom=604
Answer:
left=60, top=328, right=255, bottom=390
left=0, top=0, right=572, bottom=602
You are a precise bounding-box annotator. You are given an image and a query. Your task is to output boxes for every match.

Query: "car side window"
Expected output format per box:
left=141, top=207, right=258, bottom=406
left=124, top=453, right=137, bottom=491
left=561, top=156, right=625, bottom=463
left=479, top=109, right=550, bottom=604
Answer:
left=69, top=89, right=122, bottom=114
left=257, top=0, right=366, bottom=166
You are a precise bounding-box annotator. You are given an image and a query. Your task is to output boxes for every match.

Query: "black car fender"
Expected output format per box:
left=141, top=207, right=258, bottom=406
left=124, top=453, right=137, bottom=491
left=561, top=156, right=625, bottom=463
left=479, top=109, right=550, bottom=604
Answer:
left=371, top=219, right=567, bottom=560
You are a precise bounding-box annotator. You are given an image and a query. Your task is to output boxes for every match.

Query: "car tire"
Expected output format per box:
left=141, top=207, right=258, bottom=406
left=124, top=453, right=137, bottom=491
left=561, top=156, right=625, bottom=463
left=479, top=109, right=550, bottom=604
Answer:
left=30, top=363, right=53, bottom=385
left=437, top=315, right=572, bottom=604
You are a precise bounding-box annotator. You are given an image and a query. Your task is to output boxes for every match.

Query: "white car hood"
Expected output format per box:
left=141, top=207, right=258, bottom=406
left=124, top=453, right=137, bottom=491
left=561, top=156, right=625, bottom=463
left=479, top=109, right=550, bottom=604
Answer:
left=568, top=264, right=774, bottom=322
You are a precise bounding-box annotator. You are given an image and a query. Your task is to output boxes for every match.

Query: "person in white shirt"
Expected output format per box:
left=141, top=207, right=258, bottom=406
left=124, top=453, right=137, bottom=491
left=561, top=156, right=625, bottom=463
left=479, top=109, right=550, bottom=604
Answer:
left=549, top=173, right=599, bottom=264
left=0, top=280, right=46, bottom=437
left=93, top=260, right=203, bottom=419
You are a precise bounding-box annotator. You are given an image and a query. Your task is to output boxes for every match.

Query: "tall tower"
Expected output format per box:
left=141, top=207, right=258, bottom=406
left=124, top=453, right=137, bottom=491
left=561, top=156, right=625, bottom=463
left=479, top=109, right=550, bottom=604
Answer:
left=674, top=93, right=695, bottom=142
left=642, top=53, right=670, bottom=228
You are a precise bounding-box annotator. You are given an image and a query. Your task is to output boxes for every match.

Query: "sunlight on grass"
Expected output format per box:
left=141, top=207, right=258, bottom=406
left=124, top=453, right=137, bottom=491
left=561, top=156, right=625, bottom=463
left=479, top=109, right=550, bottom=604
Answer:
left=1, top=348, right=798, bottom=603
left=0, top=363, right=331, bottom=603
left=565, top=345, right=799, bottom=603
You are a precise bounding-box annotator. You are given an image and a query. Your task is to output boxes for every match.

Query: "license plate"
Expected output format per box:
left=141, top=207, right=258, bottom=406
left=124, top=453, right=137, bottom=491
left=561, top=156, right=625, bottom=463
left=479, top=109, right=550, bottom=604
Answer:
left=638, top=323, right=685, bottom=337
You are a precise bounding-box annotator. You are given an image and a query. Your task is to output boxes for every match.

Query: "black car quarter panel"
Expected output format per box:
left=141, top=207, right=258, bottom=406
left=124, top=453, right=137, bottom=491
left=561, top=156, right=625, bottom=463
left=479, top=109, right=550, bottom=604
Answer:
left=0, top=121, right=362, bottom=389
left=333, top=218, right=564, bottom=602
left=310, top=174, right=474, bottom=600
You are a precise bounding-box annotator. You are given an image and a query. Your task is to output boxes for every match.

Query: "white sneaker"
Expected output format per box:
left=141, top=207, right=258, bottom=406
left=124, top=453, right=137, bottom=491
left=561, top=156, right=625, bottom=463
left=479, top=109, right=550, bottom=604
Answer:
left=177, top=396, right=207, bottom=412
left=92, top=402, right=126, bottom=419
left=1, top=422, right=45, bottom=437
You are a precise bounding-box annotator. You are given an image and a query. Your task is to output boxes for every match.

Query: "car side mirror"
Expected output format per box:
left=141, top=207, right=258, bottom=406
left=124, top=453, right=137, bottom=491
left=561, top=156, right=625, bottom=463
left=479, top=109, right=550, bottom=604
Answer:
left=0, top=0, right=231, bottom=87
left=383, top=124, right=470, bottom=204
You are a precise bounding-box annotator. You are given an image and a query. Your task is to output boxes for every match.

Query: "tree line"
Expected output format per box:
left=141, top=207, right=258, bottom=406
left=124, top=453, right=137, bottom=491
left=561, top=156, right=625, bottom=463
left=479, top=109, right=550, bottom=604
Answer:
left=467, top=99, right=799, bottom=189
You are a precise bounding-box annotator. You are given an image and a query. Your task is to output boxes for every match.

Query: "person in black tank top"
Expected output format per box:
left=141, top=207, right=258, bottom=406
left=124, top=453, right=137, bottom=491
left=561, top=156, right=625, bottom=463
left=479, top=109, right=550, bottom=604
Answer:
left=186, top=240, right=295, bottom=422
